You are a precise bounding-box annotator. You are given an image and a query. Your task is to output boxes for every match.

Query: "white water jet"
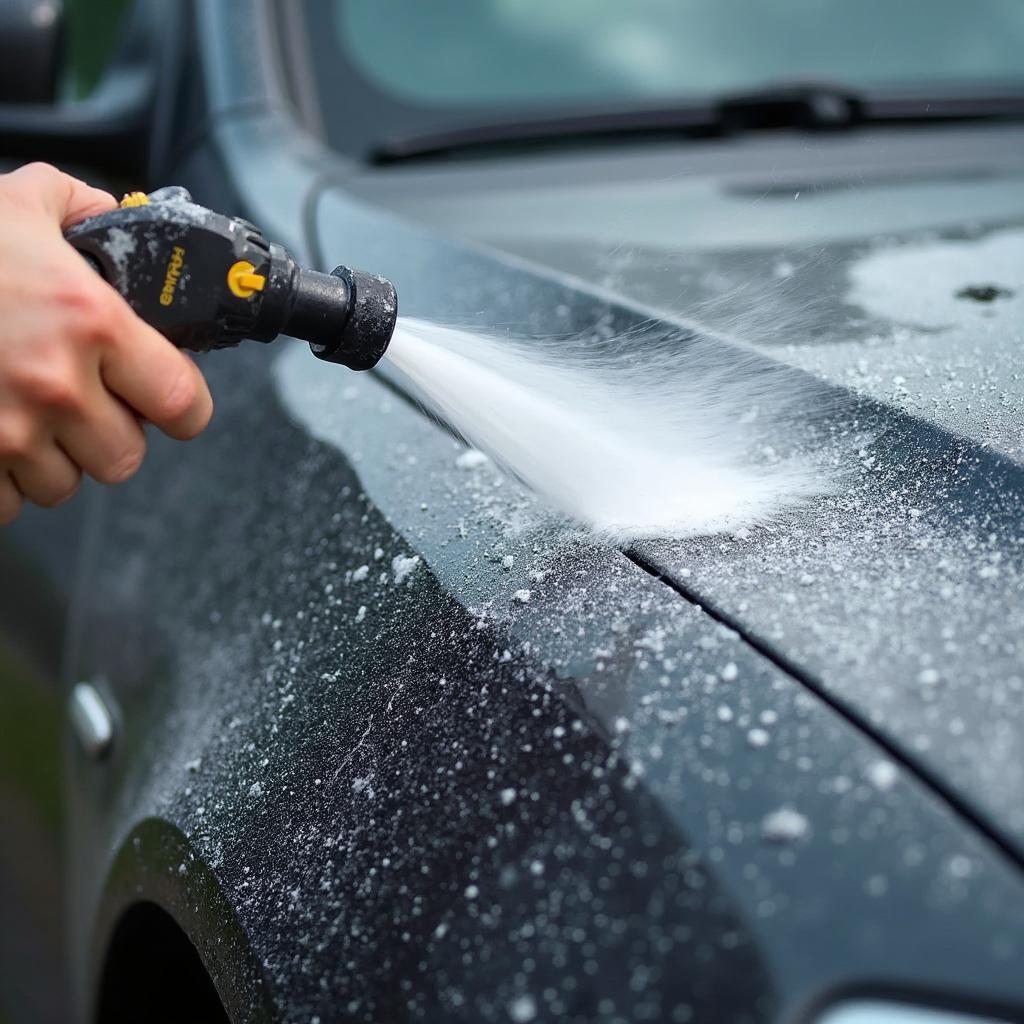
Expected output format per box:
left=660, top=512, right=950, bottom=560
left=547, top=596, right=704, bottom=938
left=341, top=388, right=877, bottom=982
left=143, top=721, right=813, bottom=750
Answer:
left=384, top=318, right=832, bottom=541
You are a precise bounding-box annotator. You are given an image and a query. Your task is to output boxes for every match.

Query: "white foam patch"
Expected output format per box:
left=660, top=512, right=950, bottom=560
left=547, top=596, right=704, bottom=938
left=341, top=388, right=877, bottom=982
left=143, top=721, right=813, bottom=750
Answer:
left=847, top=228, right=1024, bottom=330
left=379, top=319, right=833, bottom=541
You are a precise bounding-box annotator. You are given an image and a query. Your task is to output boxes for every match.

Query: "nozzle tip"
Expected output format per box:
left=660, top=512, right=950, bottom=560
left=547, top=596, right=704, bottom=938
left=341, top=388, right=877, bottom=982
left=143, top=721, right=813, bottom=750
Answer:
left=310, top=266, right=398, bottom=371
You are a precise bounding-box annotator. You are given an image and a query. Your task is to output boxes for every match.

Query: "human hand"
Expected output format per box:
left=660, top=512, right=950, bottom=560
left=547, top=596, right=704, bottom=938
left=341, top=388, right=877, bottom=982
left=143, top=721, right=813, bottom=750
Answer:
left=0, top=163, right=213, bottom=524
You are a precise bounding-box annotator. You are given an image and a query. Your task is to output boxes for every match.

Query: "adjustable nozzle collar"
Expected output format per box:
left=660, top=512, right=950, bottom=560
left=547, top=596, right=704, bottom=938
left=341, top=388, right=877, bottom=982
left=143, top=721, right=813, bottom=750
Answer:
left=309, top=267, right=398, bottom=371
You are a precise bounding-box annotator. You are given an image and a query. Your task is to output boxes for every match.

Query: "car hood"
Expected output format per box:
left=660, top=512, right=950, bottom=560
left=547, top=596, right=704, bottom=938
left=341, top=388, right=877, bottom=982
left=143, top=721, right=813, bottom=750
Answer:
left=350, top=123, right=1024, bottom=461
left=332, top=124, right=1024, bottom=861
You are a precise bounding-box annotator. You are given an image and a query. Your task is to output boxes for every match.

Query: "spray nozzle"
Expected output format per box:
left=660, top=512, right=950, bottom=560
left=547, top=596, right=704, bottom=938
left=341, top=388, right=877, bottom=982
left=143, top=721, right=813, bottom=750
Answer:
left=292, top=266, right=398, bottom=371
left=64, top=187, right=398, bottom=370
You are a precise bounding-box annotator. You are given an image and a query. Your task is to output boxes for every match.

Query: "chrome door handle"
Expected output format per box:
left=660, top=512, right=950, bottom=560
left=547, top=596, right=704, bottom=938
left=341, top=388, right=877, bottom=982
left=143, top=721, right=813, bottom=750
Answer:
left=69, top=679, right=116, bottom=759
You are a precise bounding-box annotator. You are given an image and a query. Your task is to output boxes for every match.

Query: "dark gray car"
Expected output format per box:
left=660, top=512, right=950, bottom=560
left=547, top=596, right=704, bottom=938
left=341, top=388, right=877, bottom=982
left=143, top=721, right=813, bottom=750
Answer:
left=2, top=2, right=1023, bottom=1022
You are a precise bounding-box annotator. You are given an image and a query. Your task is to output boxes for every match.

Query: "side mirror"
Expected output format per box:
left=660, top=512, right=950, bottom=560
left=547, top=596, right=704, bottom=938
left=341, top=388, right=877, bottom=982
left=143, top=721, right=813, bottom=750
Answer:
left=0, top=0, right=65, bottom=105
left=0, top=0, right=160, bottom=176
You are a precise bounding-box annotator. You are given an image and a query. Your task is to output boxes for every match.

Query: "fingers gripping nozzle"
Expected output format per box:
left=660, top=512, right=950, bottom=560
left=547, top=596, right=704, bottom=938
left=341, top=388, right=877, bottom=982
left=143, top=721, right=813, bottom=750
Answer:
left=64, top=187, right=398, bottom=370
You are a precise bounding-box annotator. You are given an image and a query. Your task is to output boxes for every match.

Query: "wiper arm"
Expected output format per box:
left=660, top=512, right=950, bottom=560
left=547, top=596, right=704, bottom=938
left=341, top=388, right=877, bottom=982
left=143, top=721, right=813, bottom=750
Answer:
left=373, top=100, right=720, bottom=164
left=372, top=81, right=1024, bottom=164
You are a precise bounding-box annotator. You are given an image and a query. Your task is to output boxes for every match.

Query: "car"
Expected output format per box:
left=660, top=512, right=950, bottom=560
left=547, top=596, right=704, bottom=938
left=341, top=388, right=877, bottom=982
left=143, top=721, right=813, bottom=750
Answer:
left=2, top=1, right=1024, bottom=1021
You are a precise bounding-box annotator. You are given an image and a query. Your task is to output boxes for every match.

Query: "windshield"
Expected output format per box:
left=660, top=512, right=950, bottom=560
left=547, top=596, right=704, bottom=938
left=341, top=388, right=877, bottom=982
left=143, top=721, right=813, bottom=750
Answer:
left=306, top=0, right=1024, bottom=156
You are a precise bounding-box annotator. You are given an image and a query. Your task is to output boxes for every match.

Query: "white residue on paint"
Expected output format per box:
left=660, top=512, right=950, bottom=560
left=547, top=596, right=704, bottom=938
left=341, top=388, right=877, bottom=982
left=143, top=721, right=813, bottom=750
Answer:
left=383, top=318, right=834, bottom=541
left=455, top=448, right=490, bottom=469
left=866, top=760, right=898, bottom=791
left=761, top=806, right=810, bottom=842
left=846, top=228, right=1023, bottom=331
left=508, top=994, right=537, bottom=1022
left=392, top=554, right=420, bottom=585
left=746, top=727, right=770, bottom=748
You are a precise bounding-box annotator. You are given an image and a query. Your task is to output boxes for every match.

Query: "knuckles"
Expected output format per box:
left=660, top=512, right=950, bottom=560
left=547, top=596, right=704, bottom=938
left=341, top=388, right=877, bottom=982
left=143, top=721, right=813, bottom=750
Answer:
left=0, top=415, right=36, bottom=461
left=35, top=473, right=82, bottom=509
left=0, top=493, right=24, bottom=526
left=159, top=364, right=203, bottom=428
left=55, top=279, right=123, bottom=345
left=94, top=439, right=146, bottom=485
left=0, top=162, right=63, bottom=207
left=11, top=359, right=84, bottom=413
left=15, top=162, right=63, bottom=185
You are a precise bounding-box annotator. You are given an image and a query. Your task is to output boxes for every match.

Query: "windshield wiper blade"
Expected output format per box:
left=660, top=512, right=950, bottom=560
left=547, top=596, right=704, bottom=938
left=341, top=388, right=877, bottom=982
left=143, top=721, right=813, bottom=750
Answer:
left=372, top=100, right=721, bottom=163
left=372, top=83, right=864, bottom=163
left=371, top=81, right=1024, bottom=164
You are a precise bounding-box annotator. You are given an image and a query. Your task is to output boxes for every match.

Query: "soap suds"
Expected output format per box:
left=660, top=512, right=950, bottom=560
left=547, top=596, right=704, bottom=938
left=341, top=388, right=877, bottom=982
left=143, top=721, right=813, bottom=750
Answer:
left=761, top=807, right=810, bottom=842
left=455, top=449, right=490, bottom=469
left=846, top=228, right=1024, bottom=330
left=391, top=554, right=421, bottom=585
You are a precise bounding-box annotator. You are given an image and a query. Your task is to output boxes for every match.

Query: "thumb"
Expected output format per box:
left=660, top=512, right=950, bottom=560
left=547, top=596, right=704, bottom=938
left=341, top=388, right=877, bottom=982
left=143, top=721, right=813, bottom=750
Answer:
left=1, top=162, right=117, bottom=229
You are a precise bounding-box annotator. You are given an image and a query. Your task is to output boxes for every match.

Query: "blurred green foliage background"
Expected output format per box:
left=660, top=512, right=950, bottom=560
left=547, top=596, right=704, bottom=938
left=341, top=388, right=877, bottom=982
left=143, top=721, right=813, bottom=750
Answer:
left=64, top=0, right=133, bottom=97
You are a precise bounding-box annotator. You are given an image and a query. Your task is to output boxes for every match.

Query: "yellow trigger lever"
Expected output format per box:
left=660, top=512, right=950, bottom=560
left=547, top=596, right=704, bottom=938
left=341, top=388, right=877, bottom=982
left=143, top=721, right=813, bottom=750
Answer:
left=227, top=260, right=267, bottom=299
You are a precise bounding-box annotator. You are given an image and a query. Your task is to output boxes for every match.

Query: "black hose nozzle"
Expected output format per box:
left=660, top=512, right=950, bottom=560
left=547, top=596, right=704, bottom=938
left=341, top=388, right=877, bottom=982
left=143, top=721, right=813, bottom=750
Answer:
left=65, top=187, right=398, bottom=367
left=293, top=266, right=398, bottom=371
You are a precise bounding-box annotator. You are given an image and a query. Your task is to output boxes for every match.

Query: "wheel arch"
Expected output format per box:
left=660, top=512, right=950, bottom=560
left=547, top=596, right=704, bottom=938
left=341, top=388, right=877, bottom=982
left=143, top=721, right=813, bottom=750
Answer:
left=87, top=818, right=274, bottom=1024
